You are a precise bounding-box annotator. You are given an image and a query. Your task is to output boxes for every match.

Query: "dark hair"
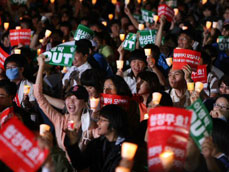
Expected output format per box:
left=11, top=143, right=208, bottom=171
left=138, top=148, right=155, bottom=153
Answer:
left=4, top=54, right=25, bottom=69
left=80, top=69, right=104, bottom=93
left=144, top=44, right=160, bottom=62
left=129, top=49, right=147, bottom=64
left=0, top=79, right=17, bottom=98
left=75, top=39, right=90, bottom=55
left=212, top=118, right=229, bottom=156
left=105, top=75, right=132, bottom=97
left=100, top=104, right=129, bottom=138
left=64, top=85, right=89, bottom=102
left=219, top=75, right=229, bottom=87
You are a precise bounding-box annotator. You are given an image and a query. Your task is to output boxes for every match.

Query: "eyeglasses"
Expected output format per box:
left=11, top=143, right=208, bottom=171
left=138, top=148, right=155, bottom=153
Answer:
left=6, top=66, right=19, bottom=70
left=213, top=103, right=229, bottom=110
left=97, top=117, right=109, bottom=123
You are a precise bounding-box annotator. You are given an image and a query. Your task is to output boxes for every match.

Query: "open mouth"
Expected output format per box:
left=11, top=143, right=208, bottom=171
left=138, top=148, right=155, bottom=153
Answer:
left=68, top=105, right=76, bottom=112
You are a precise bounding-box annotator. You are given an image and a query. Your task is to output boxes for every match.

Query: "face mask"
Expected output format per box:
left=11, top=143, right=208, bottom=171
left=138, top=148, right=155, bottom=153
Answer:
left=6, top=67, right=20, bottom=80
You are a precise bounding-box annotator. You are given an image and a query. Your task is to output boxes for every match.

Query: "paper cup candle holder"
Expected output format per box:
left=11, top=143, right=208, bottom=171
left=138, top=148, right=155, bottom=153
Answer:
left=40, top=124, right=51, bottom=136
left=187, top=82, right=194, bottom=92
left=68, top=120, right=75, bottom=131
left=116, top=60, right=124, bottom=70
left=152, top=92, right=162, bottom=105
left=121, top=142, right=138, bottom=160
left=90, top=97, right=100, bottom=112
left=144, top=48, right=151, bottom=57
left=24, top=85, right=31, bottom=95
left=119, top=34, right=125, bottom=41
left=195, top=82, right=204, bottom=92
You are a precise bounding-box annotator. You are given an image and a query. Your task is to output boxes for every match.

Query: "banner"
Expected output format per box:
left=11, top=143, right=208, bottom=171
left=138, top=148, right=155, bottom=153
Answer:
left=123, top=33, right=137, bottom=51
left=10, top=0, right=27, bottom=4
left=74, top=24, right=94, bottom=41
left=138, top=30, right=157, bottom=48
left=0, top=47, right=9, bottom=69
left=9, top=29, right=31, bottom=46
left=133, top=14, right=144, bottom=23
left=158, top=4, right=174, bottom=22
left=166, top=0, right=177, bottom=8
left=100, top=93, right=130, bottom=110
left=0, top=117, right=49, bottom=172
left=148, top=107, right=192, bottom=172
left=172, top=48, right=201, bottom=71
left=217, top=36, right=229, bottom=51
left=0, top=107, right=15, bottom=128
left=43, top=45, right=76, bottom=67
left=187, top=99, right=212, bottom=150
left=141, top=9, right=155, bottom=23
left=191, top=65, right=207, bottom=83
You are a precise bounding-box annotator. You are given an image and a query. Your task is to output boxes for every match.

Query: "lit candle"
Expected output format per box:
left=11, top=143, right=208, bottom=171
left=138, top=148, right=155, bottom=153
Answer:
left=187, top=82, right=194, bottom=92
left=217, top=38, right=220, bottom=43
left=144, top=48, right=151, bottom=57
left=159, top=150, right=174, bottom=171
left=154, top=15, right=159, bottom=23
left=16, top=26, right=21, bottom=30
left=62, top=67, right=68, bottom=73
left=24, top=85, right=31, bottom=95
left=166, top=57, right=173, bottom=66
left=50, top=0, right=55, bottom=3
left=14, top=49, right=21, bottom=54
left=138, top=24, right=144, bottom=31
left=195, top=82, right=204, bottom=92
left=144, top=113, right=149, bottom=120
left=116, top=60, right=124, bottom=70
left=202, top=0, right=207, bottom=5
left=121, top=142, right=138, bottom=160
left=39, top=39, right=43, bottom=44
left=108, top=14, right=114, bottom=20
left=62, top=39, right=65, bottom=43
left=37, top=49, right=41, bottom=55
left=206, top=21, right=212, bottom=30
left=152, top=92, right=162, bottom=105
left=4, top=22, right=9, bottom=30
left=45, top=29, right=52, bottom=38
left=92, top=0, right=96, bottom=5
left=115, top=167, right=130, bottom=172
left=102, top=21, right=107, bottom=27
left=68, top=120, right=75, bottom=131
left=137, top=0, right=141, bottom=4
left=182, top=26, right=188, bottom=30
left=125, top=0, right=130, bottom=6
left=119, top=34, right=125, bottom=41
left=212, top=22, right=218, bottom=29
left=40, top=124, right=51, bottom=136
left=90, top=97, right=100, bottom=111
left=111, top=0, right=117, bottom=5
left=174, top=8, right=179, bottom=16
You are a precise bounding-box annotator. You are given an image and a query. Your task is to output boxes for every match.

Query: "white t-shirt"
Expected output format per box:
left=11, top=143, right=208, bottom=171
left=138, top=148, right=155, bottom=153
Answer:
left=123, top=68, right=137, bottom=94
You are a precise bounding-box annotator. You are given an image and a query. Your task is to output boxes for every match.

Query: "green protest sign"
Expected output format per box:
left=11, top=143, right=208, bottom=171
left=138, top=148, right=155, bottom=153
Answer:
left=10, top=0, right=27, bottom=4
left=187, top=98, right=213, bottom=150
left=43, top=45, right=76, bottom=67
left=123, top=33, right=137, bottom=51
left=133, top=14, right=144, bottom=23
left=217, top=36, right=229, bottom=51
left=138, top=30, right=157, bottom=48
left=141, top=9, right=155, bottom=23
left=166, top=0, right=177, bottom=8
left=74, top=24, right=94, bottom=41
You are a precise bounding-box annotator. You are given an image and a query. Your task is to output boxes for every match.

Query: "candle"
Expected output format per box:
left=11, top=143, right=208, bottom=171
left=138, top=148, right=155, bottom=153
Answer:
left=92, top=0, right=96, bottom=5
left=45, top=29, right=52, bottom=38
left=182, top=26, right=188, bottom=30
left=144, top=48, right=151, bottom=57
left=40, top=124, right=51, bottom=136
left=119, top=34, right=125, bottom=41
left=206, top=21, right=212, bottom=30
left=121, top=142, right=138, bottom=160
left=144, top=113, right=149, bottom=120
left=4, top=22, right=9, bottom=30
left=16, top=26, right=21, bottom=30
left=166, top=57, right=173, bottom=66
left=24, top=85, right=31, bottom=95
left=187, top=82, right=194, bottom=91
left=50, top=0, right=55, bottom=3
left=159, top=150, right=174, bottom=171
left=108, top=14, right=114, bottom=20
left=90, top=97, right=100, bottom=111
left=125, top=0, right=130, bottom=6
left=68, top=120, right=75, bottom=131
left=116, top=60, right=124, bottom=70
left=174, top=8, right=179, bottom=16
left=152, top=92, right=162, bottom=105
left=195, top=82, right=204, bottom=92
left=137, top=0, right=141, bottom=4
left=202, top=0, right=207, bottom=5
left=102, top=21, right=107, bottom=27
left=37, top=49, right=41, bottom=55
left=14, top=49, right=21, bottom=54
left=217, top=38, right=220, bottom=43
left=62, top=39, right=65, bottom=43
left=62, top=67, right=68, bottom=73
left=115, top=167, right=130, bottom=172
left=154, top=15, right=159, bottom=23
left=212, top=22, right=218, bottom=29
left=138, top=24, right=144, bottom=31
left=111, top=0, right=117, bottom=5
left=39, top=39, right=43, bottom=44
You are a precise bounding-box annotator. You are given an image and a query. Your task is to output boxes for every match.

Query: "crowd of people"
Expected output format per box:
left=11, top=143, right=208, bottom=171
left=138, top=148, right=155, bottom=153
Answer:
left=0, top=0, right=229, bottom=171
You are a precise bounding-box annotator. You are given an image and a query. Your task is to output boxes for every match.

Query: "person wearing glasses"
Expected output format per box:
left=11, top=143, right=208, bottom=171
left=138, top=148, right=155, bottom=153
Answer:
left=210, top=94, right=229, bottom=122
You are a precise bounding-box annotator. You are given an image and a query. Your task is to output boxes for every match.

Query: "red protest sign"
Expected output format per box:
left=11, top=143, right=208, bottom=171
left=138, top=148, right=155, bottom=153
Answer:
left=9, top=29, right=31, bottom=46
left=0, top=47, right=9, bottom=69
left=100, top=93, right=130, bottom=110
left=0, top=117, right=49, bottom=172
left=191, top=65, right=207, bottom=83
left=0, top=107, right=14, bottom=127
left=173, top=48, right=201, bottom=71
left=158, top=4, right=174, bottom=22
left=148, top=107, right=192, bottom=172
